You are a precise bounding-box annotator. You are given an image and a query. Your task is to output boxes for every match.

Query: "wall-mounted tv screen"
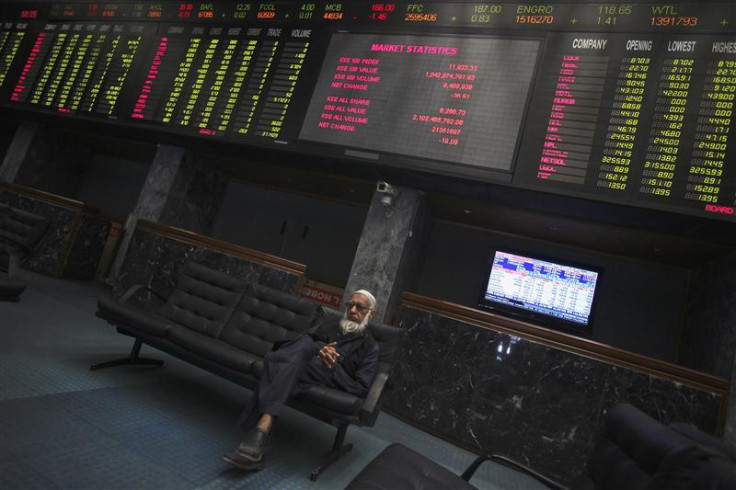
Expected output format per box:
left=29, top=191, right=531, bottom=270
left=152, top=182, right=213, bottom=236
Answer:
left=478, top=250, right=602, bottom=335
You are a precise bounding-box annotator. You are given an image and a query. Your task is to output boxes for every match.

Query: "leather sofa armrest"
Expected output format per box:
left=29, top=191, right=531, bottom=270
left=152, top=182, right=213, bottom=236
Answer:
left=0, top=249, right=20, bottom=277
left=118, top=283, right=168, bottom=305
left=359, top=363, right=390, bottom=422
left=489, top=455, right=568, bottom=490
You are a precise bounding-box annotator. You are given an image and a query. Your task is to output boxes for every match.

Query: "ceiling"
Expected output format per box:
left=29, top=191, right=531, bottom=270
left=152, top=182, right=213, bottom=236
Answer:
left=23, top=123, right=736, bottom=268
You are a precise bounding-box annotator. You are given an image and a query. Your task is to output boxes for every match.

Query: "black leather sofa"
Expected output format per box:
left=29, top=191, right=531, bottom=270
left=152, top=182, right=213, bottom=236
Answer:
left=346, top=403, right=736, bottom=490
left=0, top=203, right=49, bottom=301
left=93, top=262, right=402, bottom=480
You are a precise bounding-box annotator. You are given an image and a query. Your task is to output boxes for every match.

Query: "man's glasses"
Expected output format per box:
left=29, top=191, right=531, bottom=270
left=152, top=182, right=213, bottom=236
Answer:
left=345, top=301, right=372, bottom=313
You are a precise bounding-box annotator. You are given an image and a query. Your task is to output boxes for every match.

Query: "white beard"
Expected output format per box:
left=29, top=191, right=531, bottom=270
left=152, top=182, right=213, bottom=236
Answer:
left=339, top=314, right=369, bottom=336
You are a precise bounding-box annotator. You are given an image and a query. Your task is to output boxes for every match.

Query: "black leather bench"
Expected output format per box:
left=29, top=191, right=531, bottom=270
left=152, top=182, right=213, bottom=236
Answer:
left=93, top=262, right=401, bottom=480
left=0, top=202, right=49, bottom=301
left=346, top=403, right=736, bottom=490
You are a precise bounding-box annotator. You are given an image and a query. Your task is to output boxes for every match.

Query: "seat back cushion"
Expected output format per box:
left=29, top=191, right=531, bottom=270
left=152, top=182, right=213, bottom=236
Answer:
left=158, top=262, right=246, bottom=338
left=669, top=422, right=736, bottom=462
left=346, top=443, right=478, bottom=490
left=368, top=321, right=402, bottom=365
left=582, top=403, right=713, bottom=490
left=219, top=284, right=320, bottom=358
left=0, top=206, right=49, bottom=253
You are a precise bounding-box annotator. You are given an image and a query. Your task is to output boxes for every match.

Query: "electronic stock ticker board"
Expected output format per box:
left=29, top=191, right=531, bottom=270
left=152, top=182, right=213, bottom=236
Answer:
left=0, top=1, right=735, bottom=224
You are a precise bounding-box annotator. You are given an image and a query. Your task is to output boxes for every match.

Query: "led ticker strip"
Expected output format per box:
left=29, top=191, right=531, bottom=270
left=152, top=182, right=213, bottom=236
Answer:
left=0, top=2, right=731, bottom=33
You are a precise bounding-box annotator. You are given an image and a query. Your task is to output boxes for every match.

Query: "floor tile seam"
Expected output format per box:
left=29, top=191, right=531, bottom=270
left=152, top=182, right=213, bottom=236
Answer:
left=0, top=453, right=60, bottom=489
left=106, top=437, right=203, bottom=488
left=105, top=412, right=228, bottom=444
left=0, top=377, right=203, bottom=406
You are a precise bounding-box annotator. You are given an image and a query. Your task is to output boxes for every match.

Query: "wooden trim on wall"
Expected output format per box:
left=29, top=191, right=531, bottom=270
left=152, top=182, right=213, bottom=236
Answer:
left=0, top=181, right=98, bottom=213
left=137, top=219, right=307, bottom=278
left=400, top=292, right=729, bottom=397
left=56, top=211, right=83, bottom=278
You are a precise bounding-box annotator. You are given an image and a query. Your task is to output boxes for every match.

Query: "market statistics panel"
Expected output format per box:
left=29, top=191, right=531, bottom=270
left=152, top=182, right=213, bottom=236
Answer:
left=299, top=33, right=539, bottom=173
left=0, top=1, right=734, bottom=224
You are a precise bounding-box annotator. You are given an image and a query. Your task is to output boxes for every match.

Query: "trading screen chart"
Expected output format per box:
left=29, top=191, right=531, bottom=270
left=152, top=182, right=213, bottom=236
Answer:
left=484, top=251, right=600, bottom=326
left=0, top=1, right=734, bottom=223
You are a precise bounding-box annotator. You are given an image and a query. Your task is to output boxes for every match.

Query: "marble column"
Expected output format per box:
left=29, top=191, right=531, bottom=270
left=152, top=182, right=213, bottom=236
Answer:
left=343, top=183, right=430, bottom=324
left=108, top=144, right=228, bottom=282
left=0, top=122, right=91, bottom=196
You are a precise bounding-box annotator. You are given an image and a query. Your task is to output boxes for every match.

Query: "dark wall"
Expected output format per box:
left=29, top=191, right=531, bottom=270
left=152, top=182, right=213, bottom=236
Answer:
left=414, top=221, right=690, bottom=363
left=0, top=120, right=18, bottom=160
left=680, top=252, right=736, bottom=379
left=14, top=126, right=92, bottom=197
left=75, top=154, right=150, bottom=219
left=210, top=181, right=368, bottom=286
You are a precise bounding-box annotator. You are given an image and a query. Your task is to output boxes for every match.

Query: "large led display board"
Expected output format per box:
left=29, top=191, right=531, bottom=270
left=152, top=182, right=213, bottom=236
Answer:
left=0, top=1, right=734, bottom=224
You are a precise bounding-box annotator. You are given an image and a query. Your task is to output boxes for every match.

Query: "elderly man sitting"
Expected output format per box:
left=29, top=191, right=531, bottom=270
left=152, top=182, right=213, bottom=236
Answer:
left=223, top=289, right=380, bottom=471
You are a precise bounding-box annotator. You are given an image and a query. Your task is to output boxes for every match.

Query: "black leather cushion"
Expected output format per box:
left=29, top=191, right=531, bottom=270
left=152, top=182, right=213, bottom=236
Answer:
left=158, top=262, right=246, bottom=338
left=296, top=384, right=363, bottom=415
left=368, top=322, right=401, bottom=365
left=97, top=296, right=172, bottom=337
left=668, top=423, right=736, bottom=490
left=669, top=422, right=736, bottom=462
left=168, top=325, right=261, bottom=373
left=0, top=206, right=48, bottom=253
left=218, top=284, right=320, bottom=358
left=346, top=443, right=477, bottom=490
left=581, top=404, right=713, bottom=490
left=0, top=276, right=26, bottom=299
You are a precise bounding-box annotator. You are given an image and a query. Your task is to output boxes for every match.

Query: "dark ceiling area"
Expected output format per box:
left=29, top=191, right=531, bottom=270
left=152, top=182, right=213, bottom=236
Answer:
left=10, top=118, right=736, bottom=268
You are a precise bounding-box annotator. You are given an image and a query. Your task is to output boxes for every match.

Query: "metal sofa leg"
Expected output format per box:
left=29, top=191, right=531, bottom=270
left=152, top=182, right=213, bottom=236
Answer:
left=310, top=424, right=353, bottom=481
left=90, top=338, right=164, bottom=371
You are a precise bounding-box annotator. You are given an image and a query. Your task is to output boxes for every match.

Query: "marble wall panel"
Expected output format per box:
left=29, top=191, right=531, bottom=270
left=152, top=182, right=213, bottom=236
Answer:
left=680, top=253, right=736, bottom=380
left=63, top=215, right=111, bottom=280
left=112, top=227, right=302, bottom=307
left=385, top=306, right=724, bottom=484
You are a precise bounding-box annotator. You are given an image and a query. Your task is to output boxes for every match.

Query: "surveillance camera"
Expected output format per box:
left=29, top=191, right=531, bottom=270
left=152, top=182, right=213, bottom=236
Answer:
left=376, top=181, right=394, bottom=195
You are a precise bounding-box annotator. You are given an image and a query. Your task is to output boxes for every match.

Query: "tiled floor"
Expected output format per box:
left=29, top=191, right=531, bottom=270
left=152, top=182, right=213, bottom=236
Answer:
left=0, top=271, right=548, bottom=489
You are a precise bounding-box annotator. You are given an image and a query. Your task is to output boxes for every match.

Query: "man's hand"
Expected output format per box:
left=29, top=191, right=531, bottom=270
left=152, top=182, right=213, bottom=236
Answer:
left=318, top=342, right=340, bottom=369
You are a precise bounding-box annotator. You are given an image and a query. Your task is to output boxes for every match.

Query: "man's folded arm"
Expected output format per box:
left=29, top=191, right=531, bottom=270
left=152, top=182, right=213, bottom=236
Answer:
left=331, top=345, right=380, bottom=397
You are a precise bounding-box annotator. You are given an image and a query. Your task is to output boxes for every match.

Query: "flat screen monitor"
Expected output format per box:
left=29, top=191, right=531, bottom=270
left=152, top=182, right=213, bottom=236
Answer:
left=478, top=250, right=602, bottom=335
